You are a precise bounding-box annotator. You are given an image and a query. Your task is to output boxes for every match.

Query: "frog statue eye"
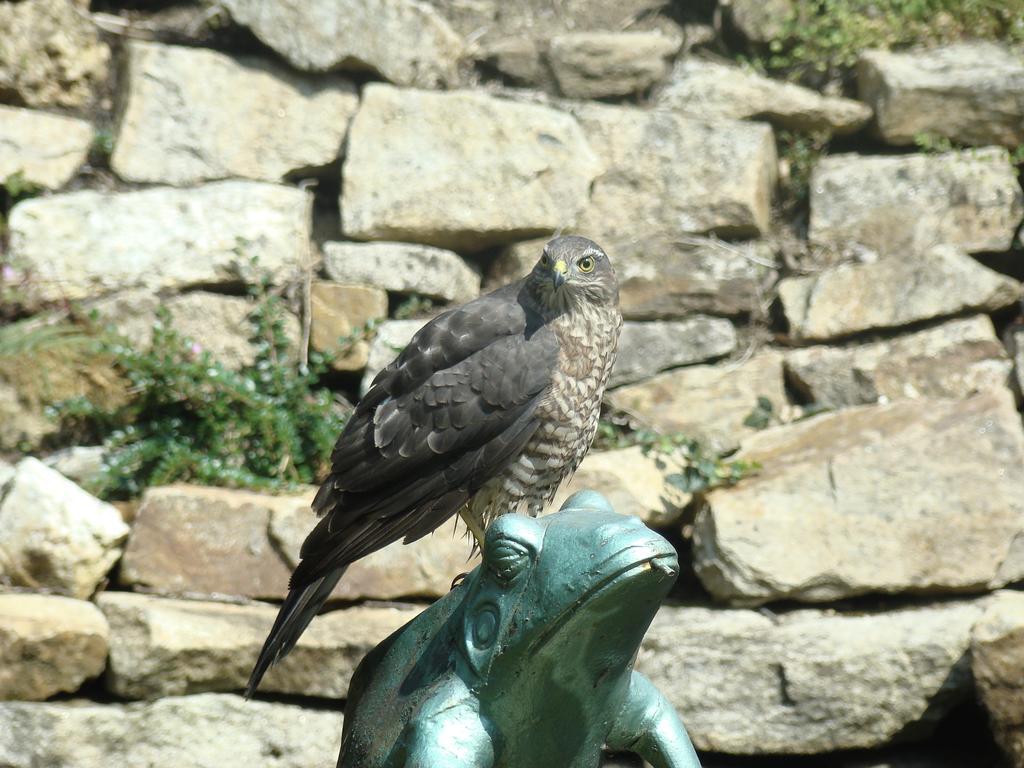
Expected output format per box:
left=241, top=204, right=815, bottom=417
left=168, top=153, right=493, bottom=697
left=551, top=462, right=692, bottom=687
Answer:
left=486, top=537, right=531, bottom=586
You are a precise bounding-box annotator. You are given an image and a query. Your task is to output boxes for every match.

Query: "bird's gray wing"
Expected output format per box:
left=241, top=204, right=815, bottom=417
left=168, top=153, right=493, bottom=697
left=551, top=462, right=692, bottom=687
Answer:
left=292, top=282, right=558, bottom=585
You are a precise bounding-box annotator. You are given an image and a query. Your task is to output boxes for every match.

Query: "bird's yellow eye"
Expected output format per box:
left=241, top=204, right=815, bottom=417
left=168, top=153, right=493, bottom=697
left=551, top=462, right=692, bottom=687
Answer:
left=578, top=255, right=595, bottom=273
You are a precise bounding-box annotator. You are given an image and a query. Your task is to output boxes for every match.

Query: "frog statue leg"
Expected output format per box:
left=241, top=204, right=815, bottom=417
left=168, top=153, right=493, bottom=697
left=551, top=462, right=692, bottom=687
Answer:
left=401, top=677, right=495, bottom=768
left=606, top=671, right=703, bottom=768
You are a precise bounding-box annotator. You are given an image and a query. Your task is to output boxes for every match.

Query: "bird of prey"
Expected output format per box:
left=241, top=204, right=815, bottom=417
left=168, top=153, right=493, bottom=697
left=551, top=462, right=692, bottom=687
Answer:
left=246, top=235, right=621, bottom=696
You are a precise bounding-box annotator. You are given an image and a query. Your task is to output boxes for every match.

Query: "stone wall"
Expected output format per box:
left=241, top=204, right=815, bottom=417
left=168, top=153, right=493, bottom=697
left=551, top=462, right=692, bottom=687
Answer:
left=1, top=1, right=1023, bottom=766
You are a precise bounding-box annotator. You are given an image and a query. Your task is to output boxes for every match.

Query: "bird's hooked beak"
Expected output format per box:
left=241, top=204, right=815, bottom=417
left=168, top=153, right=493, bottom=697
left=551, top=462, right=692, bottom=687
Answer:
left=551, top=259, right=568, bottom=289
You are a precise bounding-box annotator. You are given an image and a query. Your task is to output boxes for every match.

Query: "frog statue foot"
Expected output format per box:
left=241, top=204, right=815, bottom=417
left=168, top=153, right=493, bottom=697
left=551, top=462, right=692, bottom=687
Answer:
left=337, top=490, right=702, bottom=768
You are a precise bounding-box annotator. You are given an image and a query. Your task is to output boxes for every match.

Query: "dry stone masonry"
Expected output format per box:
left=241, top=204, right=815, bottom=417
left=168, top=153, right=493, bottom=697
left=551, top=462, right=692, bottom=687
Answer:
left=2, top=0, right=1024, bottom=765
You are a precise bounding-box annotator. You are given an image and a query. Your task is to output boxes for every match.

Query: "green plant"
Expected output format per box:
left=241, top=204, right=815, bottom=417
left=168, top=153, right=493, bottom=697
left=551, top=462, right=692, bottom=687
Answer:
left=52, top=279, right=344, bottom=498
left=743, top=396, right=776, bottom=430
left=393, top=294, right=435, bottom=320
left=759, top=0, right=1024, bottom=81
left=913, top=132, right=956, bottom=154
left=777, top=129, right=830, bottom=213
left=594, top=419, right=759, bottom=494
left=91, top=128, right=115, bottom=160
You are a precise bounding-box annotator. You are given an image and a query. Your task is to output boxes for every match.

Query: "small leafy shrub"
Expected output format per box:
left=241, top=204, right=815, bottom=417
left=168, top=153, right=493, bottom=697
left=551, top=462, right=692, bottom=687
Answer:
left=595, top=419, right=759, bottom=494
left=757, top=0, right=1024, bottom=82
left=54, top=279, right=344, bottom=498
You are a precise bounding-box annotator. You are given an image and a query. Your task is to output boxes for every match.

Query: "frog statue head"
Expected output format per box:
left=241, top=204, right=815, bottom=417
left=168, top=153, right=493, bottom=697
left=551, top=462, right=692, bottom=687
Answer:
left=338, top=491, right=702, bottom=768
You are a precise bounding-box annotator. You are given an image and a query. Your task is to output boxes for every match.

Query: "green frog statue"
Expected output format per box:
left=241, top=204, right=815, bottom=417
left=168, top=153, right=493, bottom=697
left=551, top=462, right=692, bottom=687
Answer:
left=338, top=490, right=702, bottom=768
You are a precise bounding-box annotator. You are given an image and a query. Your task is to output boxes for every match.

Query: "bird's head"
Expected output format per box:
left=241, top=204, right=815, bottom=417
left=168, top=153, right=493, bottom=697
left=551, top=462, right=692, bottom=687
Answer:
left=529, top=235, right=618, bottom=309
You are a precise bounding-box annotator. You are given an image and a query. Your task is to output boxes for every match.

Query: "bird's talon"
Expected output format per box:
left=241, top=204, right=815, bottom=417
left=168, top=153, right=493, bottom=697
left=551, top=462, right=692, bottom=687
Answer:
left=450, top=572, right=469, bottom=590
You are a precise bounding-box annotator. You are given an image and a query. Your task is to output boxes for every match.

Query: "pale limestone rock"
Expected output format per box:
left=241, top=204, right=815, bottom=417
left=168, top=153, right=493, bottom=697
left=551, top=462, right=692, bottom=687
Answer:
left=488, top=236, right=778, bottom=320
left=121, top=483, right=476, bottom=601
left=310, top=282, right=389, bottom=372
left=0, top=458, right=129, bottom=599
left=658, top=58, right=872, bottom=135
left=8, top=181, right=310, bottom=302
left=551, top=446, right=692, bottom=528
left=0, top=694, right=342, bottom=768
left=638, top=600, right=982, bottom=753
left=693, top=390, right=1024, bottom=605
left=42, top=446, right=105, bottom=486
left=322, top=241, right=480, bottom=303
left=0, top=107, right=92, bottom=189
left=609, top=318, right=737, bottom=388
left=724, top=0, right=795, bottom=44
left=119, top=485, right=301, bottom=600
left=0, top=0, right=110, bottom=108
left=1007, top=324, right=1024, bottom=397
left=340, top=84, right=599, bottom=250
left=785, top=315, right=1013, bottom=407
left=548, top=31, right=680, bottom=99
left=360, top=319, right=429, bottom=395
left=972, top=590, right=1024, bottom=767
left=0, top=382, right=55, bottom=452
left=220, top=0, right=463, bottom=88
left=573, top=102, right=777, bottom=240
left=98, top=592, right=418, bottom=699
left=859, top=42, right=1024, bottom=148
left=778, top=246, right=1021, bottom=341
left=607, top=351, right=786, bottom=453
left=270, top=503, right=478, bottom=601
left=809, top=148, right=1024, bottom=255
left=0, top=594, right=108, bottom=701
left=111, top=41, right=358, bottom=186
left=87, top=290, right=301, bottom=370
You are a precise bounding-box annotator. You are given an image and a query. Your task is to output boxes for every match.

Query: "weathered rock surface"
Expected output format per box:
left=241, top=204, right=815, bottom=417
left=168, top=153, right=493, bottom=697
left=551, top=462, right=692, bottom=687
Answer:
left=98, top=592, right=418, bottom=699
left=858, top=42, right=1024, bottom=148
left=8, top=181, right=309, bottom=302
left=0, top=0, right=110, bottom=108
left=341, top=85, right=599, bottom=250
left=693, top=390, right=1024, bottom=605
left=638, top=600, right=982, bottom=753
left=0, top=383, right=55, bottom=453
left=271, top=503, right=478, bottom=601
left=778, top=246, right=1021, bottom=341
left=724, top=0, right=795, bottom=44
left=607, top=351, right=786, bottom=453
left=0, top=694, right=342, bottom=768
left=972, top=590, right=1024, bottom=767
left=322, top=241, right=480, bottom=303
left=489, top=236, right=778, bottom=319
left=435, top=0, right=672, bottom=38
left=1008, top=324, right=1024, bottom=397
left=0, top=107, right=92, bottom=189
left=658, top=58, right=872, bottom=135
left=548, top=31, right=680, bottom=99
left=121, top=484, right=477, bottom=601
left=360, top=319, right=429, bottom=394
left=574, top=102, right=777, bottom=240
left=87, top=290, right=301, bottom=370
left=41, top=446, right=105, bottom=487
left=221, top=0, right=462, bottom=88
left=609, top=317, right=737, bottom=388
left=0, top=458, right=129, bottom=599
left=785, top=315, right=1013, bottom=407
left=111, top=42, right=358, bottom=186
left=551, top=446, right=692, bottom=528
left=119, top=485, right=298, bottom=599
left=809, top=148, right=1024, bottom=255
left=310, top=281, right=389, bottom=371
left=0, top=594, right=108, bottom=701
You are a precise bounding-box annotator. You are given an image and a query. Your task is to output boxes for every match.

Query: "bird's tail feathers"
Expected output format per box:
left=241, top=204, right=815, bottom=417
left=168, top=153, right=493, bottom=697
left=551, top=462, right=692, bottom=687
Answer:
left=245, top=567, right=346, bottom=698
